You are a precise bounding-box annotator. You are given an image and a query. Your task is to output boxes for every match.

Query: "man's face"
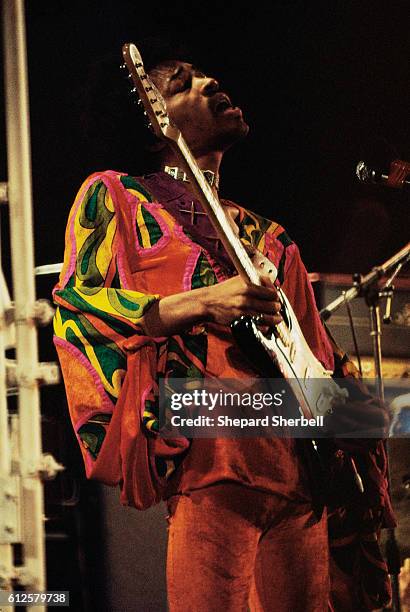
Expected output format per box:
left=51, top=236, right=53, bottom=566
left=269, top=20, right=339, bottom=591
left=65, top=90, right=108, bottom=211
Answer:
left=150, top=60, right=249, bottom=157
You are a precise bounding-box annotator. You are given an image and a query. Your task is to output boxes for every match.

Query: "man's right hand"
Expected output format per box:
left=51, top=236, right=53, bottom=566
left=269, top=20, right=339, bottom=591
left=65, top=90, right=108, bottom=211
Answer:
left=142, top=275, right=283, bottom=337
left=201, top=275, right=283, bottom=327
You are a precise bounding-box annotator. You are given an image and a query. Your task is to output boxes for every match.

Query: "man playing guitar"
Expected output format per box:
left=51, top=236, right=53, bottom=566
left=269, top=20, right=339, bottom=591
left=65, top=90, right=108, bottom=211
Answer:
left=53, top=42, right=393, bottom=611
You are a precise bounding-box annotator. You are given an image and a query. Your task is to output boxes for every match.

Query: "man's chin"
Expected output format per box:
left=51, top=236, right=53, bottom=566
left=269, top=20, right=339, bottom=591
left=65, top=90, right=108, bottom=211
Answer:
left=216, top=119, right=250, bottom=151
left=239, top=121, right=250, bottom=138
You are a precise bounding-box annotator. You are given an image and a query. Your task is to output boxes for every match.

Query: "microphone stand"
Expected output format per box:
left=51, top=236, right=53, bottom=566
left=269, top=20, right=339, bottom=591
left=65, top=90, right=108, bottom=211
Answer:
left=320, top=242, right=410, bottom=324
left=320, top=242, right=410, bottom=612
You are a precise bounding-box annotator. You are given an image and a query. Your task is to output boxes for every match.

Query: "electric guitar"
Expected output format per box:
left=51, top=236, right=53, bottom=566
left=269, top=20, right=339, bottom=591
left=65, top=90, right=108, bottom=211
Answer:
left=121, top=43, right=349, bottom=419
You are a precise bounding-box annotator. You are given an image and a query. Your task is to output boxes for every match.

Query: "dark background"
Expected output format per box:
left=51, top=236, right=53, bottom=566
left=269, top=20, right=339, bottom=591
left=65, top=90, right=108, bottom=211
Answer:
left=2, top=0, right=410, bottom=276
left=1, top=3, right=410, bottom=609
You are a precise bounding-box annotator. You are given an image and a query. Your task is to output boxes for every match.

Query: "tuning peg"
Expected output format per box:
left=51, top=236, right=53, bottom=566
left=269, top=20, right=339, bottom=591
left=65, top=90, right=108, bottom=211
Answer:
left=137, top=99, right=143, bottom=106
left=120, top=63, right=127, bottom=71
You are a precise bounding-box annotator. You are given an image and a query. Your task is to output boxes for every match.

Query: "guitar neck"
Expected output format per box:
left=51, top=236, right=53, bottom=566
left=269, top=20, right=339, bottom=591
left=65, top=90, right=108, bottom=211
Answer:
left=168, top=129, right=260, bottom=285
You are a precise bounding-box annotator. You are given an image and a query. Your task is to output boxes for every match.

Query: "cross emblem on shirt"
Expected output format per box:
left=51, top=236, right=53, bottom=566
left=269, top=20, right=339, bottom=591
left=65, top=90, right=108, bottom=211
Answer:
left=178, top=201, right=207, bottom=225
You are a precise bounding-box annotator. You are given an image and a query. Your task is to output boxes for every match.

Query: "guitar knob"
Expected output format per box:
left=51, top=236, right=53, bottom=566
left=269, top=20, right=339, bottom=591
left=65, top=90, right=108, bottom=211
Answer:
left=353, top=272, right=362, bottom=286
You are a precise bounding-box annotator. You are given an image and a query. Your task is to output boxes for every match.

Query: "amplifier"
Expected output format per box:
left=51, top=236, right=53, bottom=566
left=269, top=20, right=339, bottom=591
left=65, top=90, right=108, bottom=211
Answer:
left=311, top=273, right=410, bottom=360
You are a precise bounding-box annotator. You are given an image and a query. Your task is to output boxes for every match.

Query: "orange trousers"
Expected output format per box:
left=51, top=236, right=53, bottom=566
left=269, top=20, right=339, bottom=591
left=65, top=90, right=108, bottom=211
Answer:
left=166, top=484, right=329, bottom=612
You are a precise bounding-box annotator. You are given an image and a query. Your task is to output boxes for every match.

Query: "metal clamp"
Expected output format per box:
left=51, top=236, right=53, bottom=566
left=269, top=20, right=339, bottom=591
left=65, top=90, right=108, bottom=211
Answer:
left=12, top=299, right=55, bottom=327
left=35, top=362, right=60, bottom=386
left=0, top=565, right=37, bottom=589
left=0, top=476, right=21, bottom=544
left=13, top=566, right=36, bottom=587
left=0, top=564, right=14, bottom=590
left=27, top=453, right=65, bottom=481
left=37, top=453, right=65, bottom=481
left=31, top=299, right=55, bottom=326
left=6, top=361, right=60, bottom=391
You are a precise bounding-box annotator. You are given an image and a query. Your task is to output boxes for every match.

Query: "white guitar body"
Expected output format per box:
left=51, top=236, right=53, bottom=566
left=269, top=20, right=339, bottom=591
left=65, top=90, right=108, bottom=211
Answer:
left=232, top=291, right=348, bottom=420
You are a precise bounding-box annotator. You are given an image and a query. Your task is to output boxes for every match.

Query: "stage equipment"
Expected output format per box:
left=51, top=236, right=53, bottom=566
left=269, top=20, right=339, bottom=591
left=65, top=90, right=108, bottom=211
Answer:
left=357, top=159, right=410, bottom=191
left=0, top=2, right=61, bottom=609
left=316, top=246, right=410, bottom=612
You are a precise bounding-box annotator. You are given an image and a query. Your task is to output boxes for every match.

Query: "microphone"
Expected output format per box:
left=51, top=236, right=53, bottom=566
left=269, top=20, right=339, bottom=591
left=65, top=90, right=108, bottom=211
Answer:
left=356, top=159, right=410, bottom=190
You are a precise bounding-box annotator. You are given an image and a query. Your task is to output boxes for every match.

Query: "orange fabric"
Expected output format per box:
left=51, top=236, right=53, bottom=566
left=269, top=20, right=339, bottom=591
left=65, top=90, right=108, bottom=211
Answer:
left=166, top=484, right=329, bottom=612
left=129, top=210, right=198, bottom=296
left=164, top=438, right=311, bottom=502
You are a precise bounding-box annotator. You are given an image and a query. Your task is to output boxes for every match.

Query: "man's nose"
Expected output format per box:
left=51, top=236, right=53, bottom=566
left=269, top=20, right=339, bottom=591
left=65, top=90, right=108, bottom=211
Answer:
left=197, top=76, right=219, bottom=96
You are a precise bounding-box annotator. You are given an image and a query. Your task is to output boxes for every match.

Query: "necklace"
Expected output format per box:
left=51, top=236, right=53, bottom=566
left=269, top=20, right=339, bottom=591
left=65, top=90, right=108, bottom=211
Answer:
left=164, top=165, right=220, bottom=191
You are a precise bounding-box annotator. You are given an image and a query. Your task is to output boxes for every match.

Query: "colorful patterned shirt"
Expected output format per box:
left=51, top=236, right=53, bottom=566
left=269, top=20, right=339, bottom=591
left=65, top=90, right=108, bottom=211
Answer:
left=53, top=169, right=335, bottom=482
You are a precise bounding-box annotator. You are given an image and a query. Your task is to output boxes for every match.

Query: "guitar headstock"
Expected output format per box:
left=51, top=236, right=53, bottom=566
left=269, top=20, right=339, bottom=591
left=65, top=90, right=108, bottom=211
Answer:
left=121, top=43, right=180, bottom=143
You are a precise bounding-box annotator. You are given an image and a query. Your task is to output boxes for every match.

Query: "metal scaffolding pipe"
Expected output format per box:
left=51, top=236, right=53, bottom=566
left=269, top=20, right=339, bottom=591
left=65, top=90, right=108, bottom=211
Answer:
left=2, top=0, right=46, bottom=600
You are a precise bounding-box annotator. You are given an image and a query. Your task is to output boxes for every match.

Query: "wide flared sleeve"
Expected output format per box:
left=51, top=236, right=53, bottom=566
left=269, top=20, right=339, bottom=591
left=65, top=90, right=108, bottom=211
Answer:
left=53, top=172, right=162, bottom=481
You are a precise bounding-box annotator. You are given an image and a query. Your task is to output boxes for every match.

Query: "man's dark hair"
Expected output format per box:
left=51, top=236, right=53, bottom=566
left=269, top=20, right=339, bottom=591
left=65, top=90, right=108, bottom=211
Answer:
left=137, top=37, right=194, bottom=73
left=80, top=37, right=195, bottom=174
